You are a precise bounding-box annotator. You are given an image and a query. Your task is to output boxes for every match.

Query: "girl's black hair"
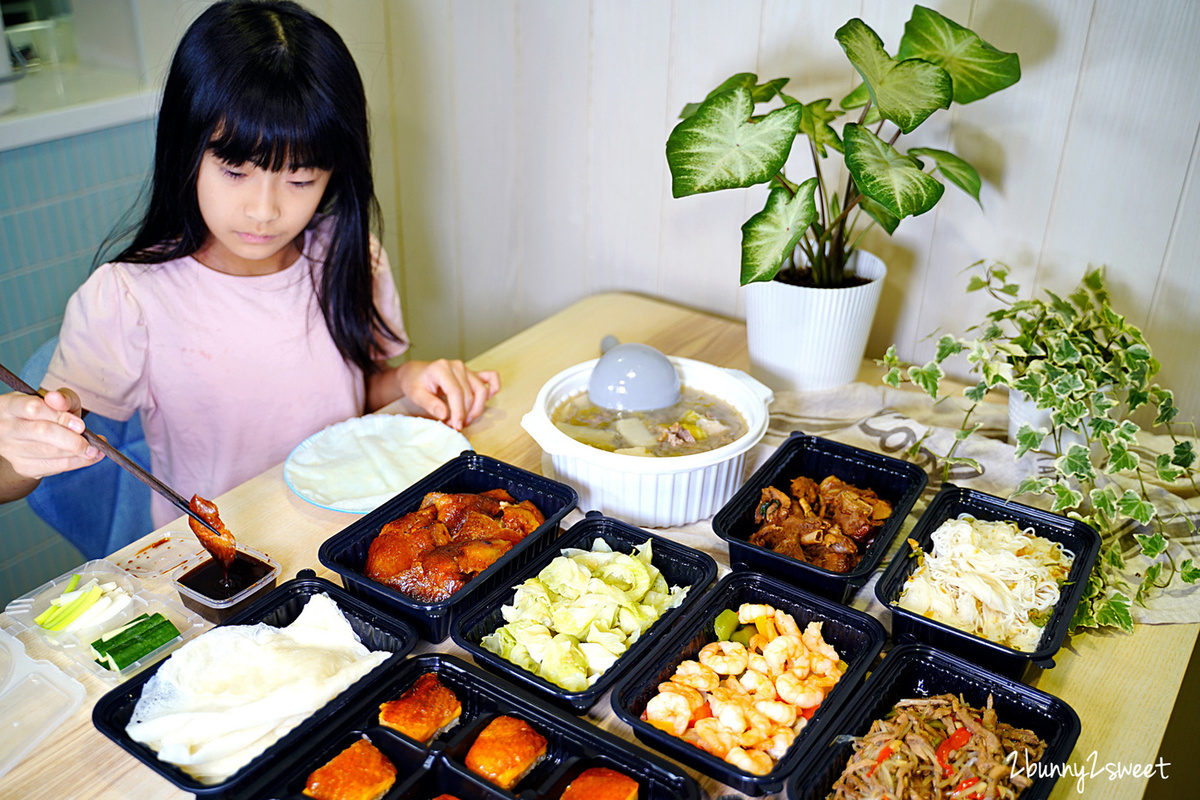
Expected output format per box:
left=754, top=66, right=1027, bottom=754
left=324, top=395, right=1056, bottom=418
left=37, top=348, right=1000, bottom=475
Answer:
left=103, top=0, right=400, bottom=374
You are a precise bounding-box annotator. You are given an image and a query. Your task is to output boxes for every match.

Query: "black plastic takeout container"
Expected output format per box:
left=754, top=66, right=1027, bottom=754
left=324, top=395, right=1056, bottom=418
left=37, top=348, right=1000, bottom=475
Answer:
left=874, top=484, right=1101, bottom=679
left=786, top=643, right=1082, bottom=800
left=90, top=573, right=418, bottom=800
left=712, top=431, right=928, bottom=602
left=248, top=652, right=703, bottom=800
left=611, top=570, right=887, bottom=796
left=318, top=451, right=578, bottom=642
left=451, top=511, right=718, bottom=714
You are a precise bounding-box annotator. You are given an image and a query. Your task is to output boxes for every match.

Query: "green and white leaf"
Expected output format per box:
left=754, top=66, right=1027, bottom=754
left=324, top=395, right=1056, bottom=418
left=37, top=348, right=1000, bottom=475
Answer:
left=1135, top=531, right=1168, bottom=560
left=1118, top=491, right=1155, bottom=526
left=843, top=123, right=944, bottom=218
left=907, top=361, right=944, bottom=398
left=857, top=194, right=901, bottom=234
left=897, top=5, right=1020, bottom=105
left=1181, top=559, right=1200, bottom=583
left=740, top=179, right=819, bottom=284
left=908, top=147, right=982, bottom=202
left=1094, top=591, right=1134, bottom=633
left=836, top=17, right=952, bottom=133
left=667, top=87, right=803, bottom=197
left=678, top=73, right=789, bottom=119
left=795, top=98, right=843, bottom=156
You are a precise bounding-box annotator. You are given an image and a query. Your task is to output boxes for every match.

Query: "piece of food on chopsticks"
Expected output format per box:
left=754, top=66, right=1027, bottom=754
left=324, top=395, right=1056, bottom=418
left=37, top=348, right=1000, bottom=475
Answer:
left=124, top=593, right=393, bottom=784
left=896, top=515, right=1075, bottom=651
left=640, top=603, right=846, bottom=776
left=749, top=475, right=892, bottom=573
left=465, top=715, right=548, bottom=790
left=560, top=766, right=639, bottom=800
left=364, top=489, right=545, bottom=602
left=827, top=693, right=1047, bottom=800
left=303, top=736, right=397, bottom=800
left=188, top=494, right=237, bottom=569
left=377, top=672, right=462, bottom=743
left=34, top=573, right=134, bottom=633
left=480, top=537, right=690, bottom=691
left=90, top=612, right=181, bottom=672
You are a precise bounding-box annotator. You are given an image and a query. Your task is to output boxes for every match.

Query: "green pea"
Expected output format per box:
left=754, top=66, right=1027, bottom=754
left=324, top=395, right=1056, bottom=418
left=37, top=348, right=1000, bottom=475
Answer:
left=713, top=608, right=739, bottom=641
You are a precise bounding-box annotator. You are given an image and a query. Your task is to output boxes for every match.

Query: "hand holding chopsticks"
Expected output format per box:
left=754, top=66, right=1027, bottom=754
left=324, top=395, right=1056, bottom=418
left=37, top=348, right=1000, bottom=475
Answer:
left=0, top=361, right=226, bottom=539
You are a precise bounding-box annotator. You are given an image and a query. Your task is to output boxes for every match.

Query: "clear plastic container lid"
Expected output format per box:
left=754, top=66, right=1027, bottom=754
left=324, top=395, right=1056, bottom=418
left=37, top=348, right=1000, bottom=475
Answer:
left=0, top=627, right=85, bottom=780
left=3, top=559, right=207, bottom=683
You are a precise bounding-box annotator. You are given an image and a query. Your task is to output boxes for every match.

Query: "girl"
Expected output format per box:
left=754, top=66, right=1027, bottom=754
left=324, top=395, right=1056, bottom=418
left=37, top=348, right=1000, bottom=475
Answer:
left=0, top=1, right=499, bottom=528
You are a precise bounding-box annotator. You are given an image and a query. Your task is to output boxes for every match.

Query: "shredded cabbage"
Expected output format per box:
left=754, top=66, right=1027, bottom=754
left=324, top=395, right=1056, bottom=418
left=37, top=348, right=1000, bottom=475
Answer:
left=896, top=515, right=1075, bottom=651
left=482, top=537, right=690, bottom=689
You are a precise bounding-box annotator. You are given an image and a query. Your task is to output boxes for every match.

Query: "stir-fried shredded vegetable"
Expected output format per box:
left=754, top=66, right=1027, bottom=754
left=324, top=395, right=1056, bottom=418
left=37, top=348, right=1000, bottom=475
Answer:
left=897, top=516, right=1074, bottom=651
left=828, top=693, right=1046, bottom=799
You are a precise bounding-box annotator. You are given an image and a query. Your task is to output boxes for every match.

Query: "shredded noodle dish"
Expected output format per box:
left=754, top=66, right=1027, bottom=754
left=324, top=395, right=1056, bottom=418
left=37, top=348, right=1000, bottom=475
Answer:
left=827, top=693, right=1046, bottom=800
left=896, top=516, right=1074, bottom=651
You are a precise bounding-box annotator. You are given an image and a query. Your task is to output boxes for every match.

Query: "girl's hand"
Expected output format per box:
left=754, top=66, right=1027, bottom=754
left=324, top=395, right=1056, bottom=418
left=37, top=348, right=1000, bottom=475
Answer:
left=0, top=390, right=103, bottom=500
left=382, top=359, right=501, bottom=431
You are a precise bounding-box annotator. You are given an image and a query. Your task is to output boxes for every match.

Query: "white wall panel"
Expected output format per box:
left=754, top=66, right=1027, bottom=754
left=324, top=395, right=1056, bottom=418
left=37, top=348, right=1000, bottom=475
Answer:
left=586, top=0, right=673, bottom=299
left=376, top=0, right=1200, bottom=423
left=513, top=0, right=591, bottom=330
left=450, top=0, right=521, bottom=357
left=657, top=0, right=765, bottom=319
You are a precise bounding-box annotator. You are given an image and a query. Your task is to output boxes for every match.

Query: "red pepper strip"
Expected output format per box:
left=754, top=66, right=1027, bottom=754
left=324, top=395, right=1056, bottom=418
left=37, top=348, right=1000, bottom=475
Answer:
left=867, top=745, right=893, bottom=777
left=801, top=704, right=818, bottom=720
left=953, top=776, right=981, bottom=795
left=935, top=727, right=972, bottom=776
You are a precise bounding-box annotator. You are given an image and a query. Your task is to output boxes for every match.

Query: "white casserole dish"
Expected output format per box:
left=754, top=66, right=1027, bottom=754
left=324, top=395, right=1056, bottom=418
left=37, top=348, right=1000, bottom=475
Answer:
left=521, top=356, right=773, bottom=527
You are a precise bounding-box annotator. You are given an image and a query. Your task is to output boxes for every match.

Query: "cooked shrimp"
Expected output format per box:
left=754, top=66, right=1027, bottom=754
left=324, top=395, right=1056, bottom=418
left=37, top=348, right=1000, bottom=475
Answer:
left=737, top=603, right=775, bottom=624
left=693, top=717, right=737, bottom=758
left=754, top=699, right=798, bottom=728
left=671, top=660, right=719, bottom=692
left=752, top=726, right=796, bottom=760
left=773, top=608, right=801, bottom=638
left=731, top=668, right=776, bottom=700
left=656, top=681, right=706, bottom=713
left=726, top=746, right=774, bottom=776
left=775, top=669, right=825, bottom=709
left=763, top=633, right=805, bottom=675
left=643, top=690, right=694, bottom=736
left=699, top=640, right=749, bottom=675
left=802, top=621, right=839, bottom=661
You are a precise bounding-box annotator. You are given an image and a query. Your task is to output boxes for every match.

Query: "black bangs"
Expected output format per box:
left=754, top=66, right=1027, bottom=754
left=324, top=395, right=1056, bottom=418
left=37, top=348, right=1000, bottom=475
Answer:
left=203, top=73, right=340, bottom=173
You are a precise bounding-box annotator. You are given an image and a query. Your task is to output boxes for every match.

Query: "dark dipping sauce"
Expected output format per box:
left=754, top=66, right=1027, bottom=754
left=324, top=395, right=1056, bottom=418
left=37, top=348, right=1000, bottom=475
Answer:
left=177, top=551, right=276, bottom=622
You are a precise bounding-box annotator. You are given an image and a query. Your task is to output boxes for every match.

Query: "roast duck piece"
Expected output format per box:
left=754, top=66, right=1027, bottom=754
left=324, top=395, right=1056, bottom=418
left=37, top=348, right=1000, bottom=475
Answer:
left=188, top=494, right=238, bottom=570
left=748, top=475, right=892, bottom=573
left=364, top=489, right=545, bottom=601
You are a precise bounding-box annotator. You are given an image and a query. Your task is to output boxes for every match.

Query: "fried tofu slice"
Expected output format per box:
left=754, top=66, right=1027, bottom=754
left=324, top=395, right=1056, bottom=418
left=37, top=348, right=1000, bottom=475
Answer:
left=303, top=738, right=396, bottom=800
left=378, top=673, right=462, bottom=743
left=560, top=767, right=639, bottom=800
left=465, top=716, right=547, bottom=790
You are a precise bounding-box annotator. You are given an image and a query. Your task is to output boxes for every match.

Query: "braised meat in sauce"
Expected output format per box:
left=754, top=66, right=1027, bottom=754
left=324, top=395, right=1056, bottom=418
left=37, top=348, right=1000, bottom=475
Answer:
left=364, top=489, right=545, bottom=601
left=748, top=475, right=891, bottom=572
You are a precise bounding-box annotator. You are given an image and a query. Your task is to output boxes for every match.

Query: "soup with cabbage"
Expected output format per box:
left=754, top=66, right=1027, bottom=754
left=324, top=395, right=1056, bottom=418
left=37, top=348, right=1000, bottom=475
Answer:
left=551, top=388, right=746, bottom=457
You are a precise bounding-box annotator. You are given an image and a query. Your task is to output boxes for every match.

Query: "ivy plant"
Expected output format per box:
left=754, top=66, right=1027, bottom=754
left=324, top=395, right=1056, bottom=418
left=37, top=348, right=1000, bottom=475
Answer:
left=666, top=6, right=1020, bottom=288
left=880, top=263, right=1200, bottom=634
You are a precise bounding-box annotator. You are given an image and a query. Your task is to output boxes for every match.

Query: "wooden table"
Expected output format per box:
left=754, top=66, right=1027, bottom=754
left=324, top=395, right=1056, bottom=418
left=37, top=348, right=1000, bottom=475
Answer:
left=0, top=292, right=1193, bottom=800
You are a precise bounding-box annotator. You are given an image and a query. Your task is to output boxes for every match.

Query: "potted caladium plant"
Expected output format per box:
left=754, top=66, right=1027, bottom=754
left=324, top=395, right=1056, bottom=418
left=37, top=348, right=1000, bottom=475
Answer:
left=666, top=5, right=1020, bottom=390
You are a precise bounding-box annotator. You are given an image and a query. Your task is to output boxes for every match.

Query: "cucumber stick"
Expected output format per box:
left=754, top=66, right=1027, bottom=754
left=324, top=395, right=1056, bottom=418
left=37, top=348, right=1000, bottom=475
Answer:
left=91, top=614, right=181, bottom=671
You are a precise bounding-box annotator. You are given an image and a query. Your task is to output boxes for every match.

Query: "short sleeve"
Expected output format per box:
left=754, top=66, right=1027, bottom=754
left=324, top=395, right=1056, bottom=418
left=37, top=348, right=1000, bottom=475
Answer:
left=43, top=263, right=150, bottom=422
left=370, top=239, right=410, bottom=361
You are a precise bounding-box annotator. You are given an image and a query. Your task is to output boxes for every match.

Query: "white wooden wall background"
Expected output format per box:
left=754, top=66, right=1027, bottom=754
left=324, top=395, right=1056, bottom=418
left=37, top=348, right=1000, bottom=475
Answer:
left=316, top=0, right=1200, bottom=426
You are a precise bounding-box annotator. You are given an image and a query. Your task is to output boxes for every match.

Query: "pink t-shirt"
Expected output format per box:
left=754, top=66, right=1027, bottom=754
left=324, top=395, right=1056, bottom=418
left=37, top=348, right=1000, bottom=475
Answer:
left=45, top=220, right=409, bottom=527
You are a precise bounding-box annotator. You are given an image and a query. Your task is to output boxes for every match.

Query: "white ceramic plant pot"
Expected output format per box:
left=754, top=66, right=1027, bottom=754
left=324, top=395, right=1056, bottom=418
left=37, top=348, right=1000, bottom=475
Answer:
left=744, top=250, right=887, bottom=392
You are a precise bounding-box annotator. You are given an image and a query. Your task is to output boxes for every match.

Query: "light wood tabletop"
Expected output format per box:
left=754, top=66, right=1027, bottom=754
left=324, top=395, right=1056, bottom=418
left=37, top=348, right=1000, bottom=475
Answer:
left=0, top=292, right=1192, bottom=800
